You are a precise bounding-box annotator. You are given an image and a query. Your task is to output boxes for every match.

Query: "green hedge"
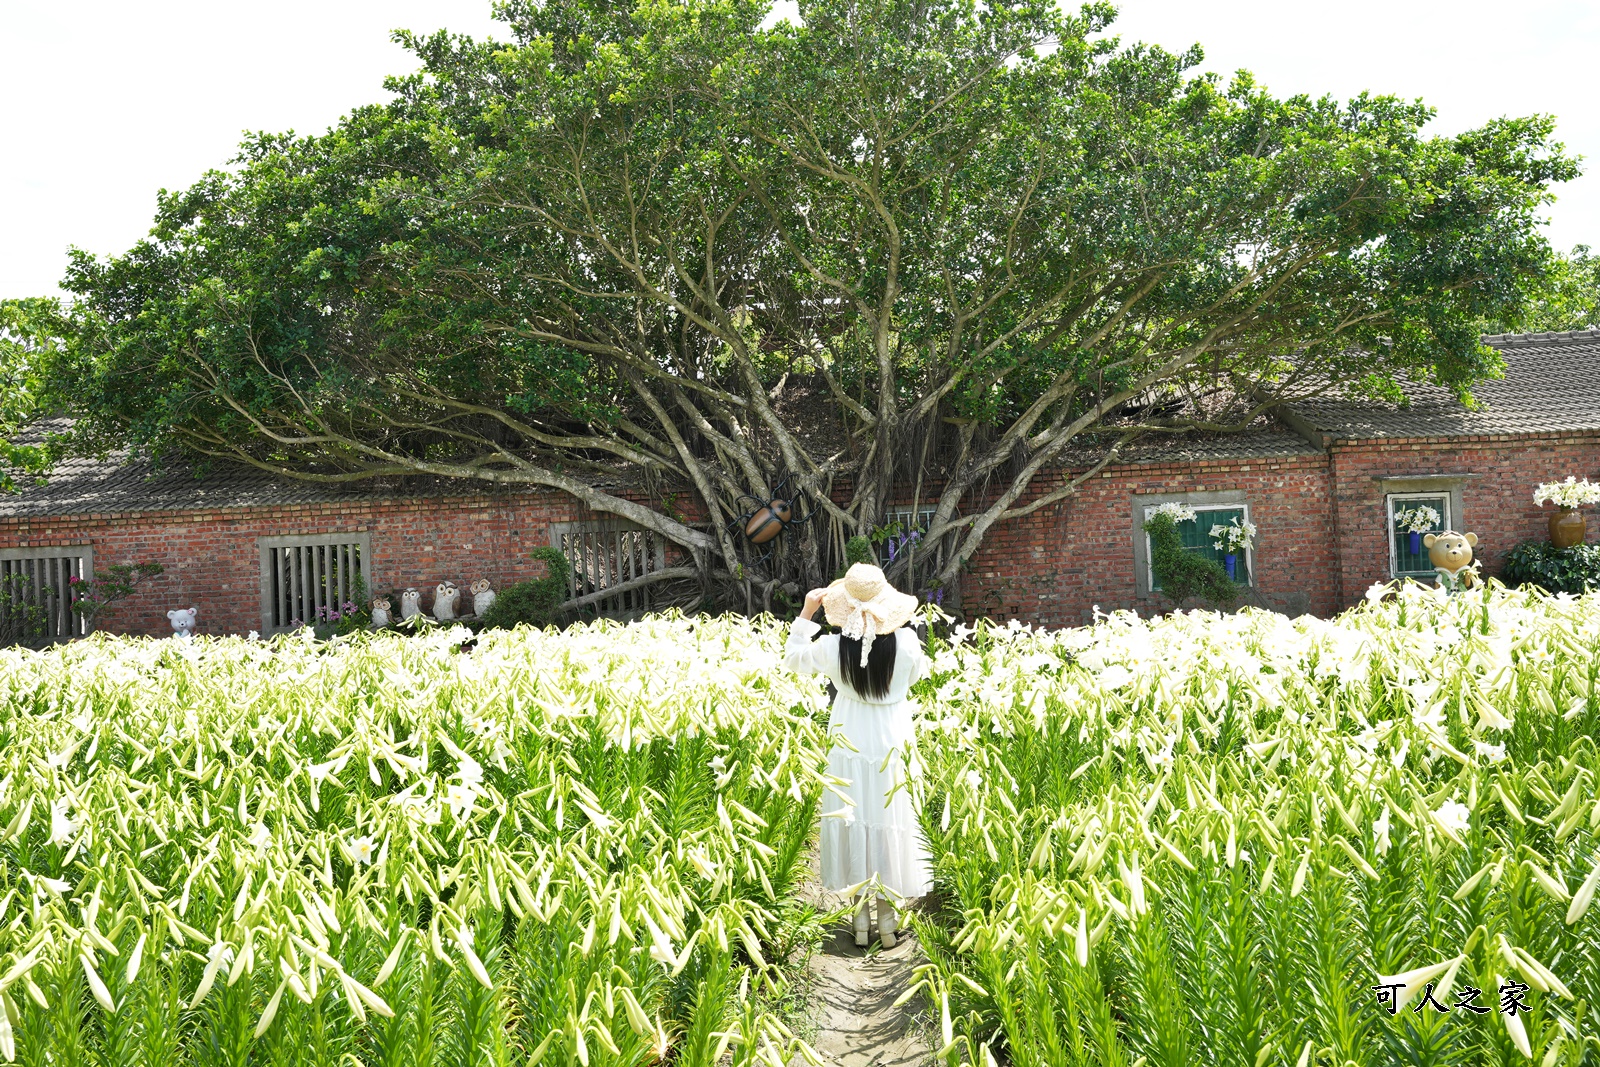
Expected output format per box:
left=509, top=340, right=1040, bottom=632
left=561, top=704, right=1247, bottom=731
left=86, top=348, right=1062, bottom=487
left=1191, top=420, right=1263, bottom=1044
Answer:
left=1501, top=539, right=1600, bottom=594
left=477, top=546, right=573, bottom=629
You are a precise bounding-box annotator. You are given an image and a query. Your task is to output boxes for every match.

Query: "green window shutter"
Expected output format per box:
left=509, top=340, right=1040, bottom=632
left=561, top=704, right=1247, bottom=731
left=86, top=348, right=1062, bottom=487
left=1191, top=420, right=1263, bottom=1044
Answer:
left=1392, top=495, right=1447, bottom=577
left=1151, top=507, right=1250, bottom=590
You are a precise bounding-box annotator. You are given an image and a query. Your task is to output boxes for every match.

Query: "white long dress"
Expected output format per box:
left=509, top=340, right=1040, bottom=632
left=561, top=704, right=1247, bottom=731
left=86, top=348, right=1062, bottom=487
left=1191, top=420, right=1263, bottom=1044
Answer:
left=784, top=617, right=933, bottom=898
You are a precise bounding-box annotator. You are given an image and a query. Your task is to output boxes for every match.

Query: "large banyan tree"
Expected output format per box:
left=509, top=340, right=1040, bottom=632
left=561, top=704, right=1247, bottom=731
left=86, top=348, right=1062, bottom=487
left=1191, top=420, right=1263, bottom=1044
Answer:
left=34, top=0, right=1575, bottom=609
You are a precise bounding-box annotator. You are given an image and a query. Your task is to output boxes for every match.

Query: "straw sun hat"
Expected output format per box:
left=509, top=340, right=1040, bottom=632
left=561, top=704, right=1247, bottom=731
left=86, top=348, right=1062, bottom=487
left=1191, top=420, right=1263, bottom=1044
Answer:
left=822, top=563, right=919, bottom=666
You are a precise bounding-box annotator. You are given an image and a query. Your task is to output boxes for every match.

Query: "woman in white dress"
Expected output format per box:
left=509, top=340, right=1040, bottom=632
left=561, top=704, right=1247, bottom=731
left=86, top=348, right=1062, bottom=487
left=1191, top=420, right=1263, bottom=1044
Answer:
left=784, top=563, right=932, bottom=947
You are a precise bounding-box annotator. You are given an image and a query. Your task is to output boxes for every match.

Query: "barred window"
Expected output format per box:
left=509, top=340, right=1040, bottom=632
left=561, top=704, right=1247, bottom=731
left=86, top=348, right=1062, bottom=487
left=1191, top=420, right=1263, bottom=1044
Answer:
left=0, top=545, right=93, bottom=646
left=258, top=534, right=371, bottom=635
left=1387, top=492, right=1451, bottom=579
left=1142, top=503, right=1255, bottom=591
left=553, top=520, right=667, bottom=618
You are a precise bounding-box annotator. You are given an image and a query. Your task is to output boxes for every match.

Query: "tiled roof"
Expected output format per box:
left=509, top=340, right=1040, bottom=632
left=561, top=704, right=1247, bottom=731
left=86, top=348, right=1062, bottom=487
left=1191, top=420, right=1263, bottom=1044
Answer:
left=1059, top=426, right=1323, bottom=468
left=1284, top=329, right=1600, bottom=443
left=0, top=451, right=392, bottom=519
left=0, top=420, right=546, bottom=519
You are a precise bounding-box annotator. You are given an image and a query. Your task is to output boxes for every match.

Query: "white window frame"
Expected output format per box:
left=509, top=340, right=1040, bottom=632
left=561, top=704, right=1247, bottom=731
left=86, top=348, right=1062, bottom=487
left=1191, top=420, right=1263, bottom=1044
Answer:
left=1141, top=502, right=1255, bottom=593
left=258, top=533, right=372, bottom=635
left=1386, top=491, right=1452, bottom=579
left=0, top=544, right=95, bottom=642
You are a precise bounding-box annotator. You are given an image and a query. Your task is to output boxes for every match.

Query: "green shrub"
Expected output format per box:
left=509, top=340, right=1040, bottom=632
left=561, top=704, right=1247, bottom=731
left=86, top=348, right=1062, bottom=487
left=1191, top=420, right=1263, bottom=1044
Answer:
left=1501, top=539, right=1600, bottom=594
left=1143, top=513, right=1238, bottom=606
left=477, top=546, right=572, bottom=630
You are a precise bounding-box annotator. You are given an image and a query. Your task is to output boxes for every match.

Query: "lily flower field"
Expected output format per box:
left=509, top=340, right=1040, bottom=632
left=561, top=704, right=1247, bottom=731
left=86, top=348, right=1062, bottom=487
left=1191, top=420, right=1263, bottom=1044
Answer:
left=1, top=583, right=1598, bottom=1066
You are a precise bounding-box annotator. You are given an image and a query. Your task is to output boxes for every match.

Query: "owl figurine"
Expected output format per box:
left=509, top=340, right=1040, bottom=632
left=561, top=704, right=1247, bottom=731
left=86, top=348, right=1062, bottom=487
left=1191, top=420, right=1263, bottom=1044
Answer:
left=469, top=578, right=496, bottom=617
left=432, top=581, right=461, bottom=621
left=369, top=597, right=392, bottom=627
left=399, top=588, right=423, bottom=621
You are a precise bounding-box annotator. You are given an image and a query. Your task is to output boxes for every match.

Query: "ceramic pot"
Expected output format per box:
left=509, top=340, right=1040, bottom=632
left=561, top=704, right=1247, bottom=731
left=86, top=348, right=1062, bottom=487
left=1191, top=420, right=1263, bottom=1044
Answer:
left=1224, top=553, right=1238, bottom=581
left=1550, top=508, right=1586, bottom=549
left=1408, top=531, right=1423, bottom=555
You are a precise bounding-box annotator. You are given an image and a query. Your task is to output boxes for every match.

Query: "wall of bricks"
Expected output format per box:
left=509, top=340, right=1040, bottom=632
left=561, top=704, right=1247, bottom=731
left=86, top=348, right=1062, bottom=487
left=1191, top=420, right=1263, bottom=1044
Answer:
left=0, top=492, right=589, bottom=637
left=1326, top=433, right=1600, bottom=604
left=4, top=430, right=1597, bottom=636
left=959, top=452, right=1339, bottom=627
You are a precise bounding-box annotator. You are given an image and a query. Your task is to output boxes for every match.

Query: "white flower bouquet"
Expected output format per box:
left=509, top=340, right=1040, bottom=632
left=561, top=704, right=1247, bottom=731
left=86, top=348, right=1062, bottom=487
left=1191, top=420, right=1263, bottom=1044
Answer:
left=1394, top=505, right=1441, bottom=534
left=1533, top=476, right=1600, bottom=510
left=1148, top=501, right=1197, bottom=523
left=1210, top=517, right=1256, bottom=554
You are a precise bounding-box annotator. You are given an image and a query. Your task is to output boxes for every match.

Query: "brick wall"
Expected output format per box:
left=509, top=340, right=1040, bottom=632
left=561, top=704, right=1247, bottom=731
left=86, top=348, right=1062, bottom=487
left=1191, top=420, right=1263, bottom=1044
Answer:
left=960, top=452, right=1339, bottom=627
left=5, top=430, right=1597, bottom=636
left=1327, top=433, right=1600, bottom=604
left=0, top=492, right=588, bottom=637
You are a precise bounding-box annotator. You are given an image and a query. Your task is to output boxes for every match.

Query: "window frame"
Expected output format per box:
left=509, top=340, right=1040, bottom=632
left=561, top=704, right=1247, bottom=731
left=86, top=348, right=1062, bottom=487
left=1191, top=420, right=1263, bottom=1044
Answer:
left=1142, top=503, right=1255, bottom=593
left=257, top=532, right=372, bottom=635
left=1386, top=491, right=1452, bottom=579
left=0, top=544, right=95, bottom=643
left=1130, top=490, right=1255, bottom=599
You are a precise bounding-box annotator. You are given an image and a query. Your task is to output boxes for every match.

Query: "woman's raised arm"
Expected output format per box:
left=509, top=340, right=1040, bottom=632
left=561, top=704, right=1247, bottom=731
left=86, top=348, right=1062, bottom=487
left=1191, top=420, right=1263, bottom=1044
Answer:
left=783, top=587, right=836, bottom=678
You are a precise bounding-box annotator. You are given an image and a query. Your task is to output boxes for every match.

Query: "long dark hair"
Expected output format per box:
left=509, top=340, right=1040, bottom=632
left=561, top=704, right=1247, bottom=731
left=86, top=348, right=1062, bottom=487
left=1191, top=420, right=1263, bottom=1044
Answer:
left=839, top=630, right=898, bottom=699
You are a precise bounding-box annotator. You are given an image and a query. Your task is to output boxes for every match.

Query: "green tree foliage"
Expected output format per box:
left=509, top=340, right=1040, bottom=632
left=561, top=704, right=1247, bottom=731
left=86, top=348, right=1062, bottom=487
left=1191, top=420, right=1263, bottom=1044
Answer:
left=477, top=547, right=574, bottom=630
left=1143, top=513, right=1238, bottom=607
left=1508, top=245, right=1600, bottom=332
left=22, top=0, right=1578, bottom=612
left=0, top=299, right=68, bottom=493
left=70, top=561, right=166, bottom=626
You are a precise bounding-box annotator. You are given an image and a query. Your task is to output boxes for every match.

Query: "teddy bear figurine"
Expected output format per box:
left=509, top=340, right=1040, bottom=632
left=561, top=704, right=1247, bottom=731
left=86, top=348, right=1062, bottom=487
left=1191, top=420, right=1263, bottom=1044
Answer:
left=1424, top=530, right=1480, bottom=593
left=469, top=578, right=495, bottom=617
left=399, top=588, right=423, bottom=621
left=432, top=581, right=461, bottom=621
left=369, top=597, right=392, bottom=627
left=167, top=606, right=197, bottom=638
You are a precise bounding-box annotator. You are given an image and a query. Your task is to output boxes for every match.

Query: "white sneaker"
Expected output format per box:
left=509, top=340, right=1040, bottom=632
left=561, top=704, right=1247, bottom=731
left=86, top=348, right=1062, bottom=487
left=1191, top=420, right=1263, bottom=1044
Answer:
left=877, top=897, right=898, bottom=949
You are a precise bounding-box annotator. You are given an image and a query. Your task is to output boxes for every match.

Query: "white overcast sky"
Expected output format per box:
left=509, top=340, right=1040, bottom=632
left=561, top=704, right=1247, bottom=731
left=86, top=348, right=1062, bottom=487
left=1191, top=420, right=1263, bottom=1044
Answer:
left=2, top=1, right=1596, bottom=300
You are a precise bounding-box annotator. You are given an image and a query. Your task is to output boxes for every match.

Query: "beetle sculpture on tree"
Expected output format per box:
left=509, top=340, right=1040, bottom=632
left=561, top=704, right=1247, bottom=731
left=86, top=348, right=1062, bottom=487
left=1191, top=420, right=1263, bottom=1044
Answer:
left=728, top=475, right=819, bottom=567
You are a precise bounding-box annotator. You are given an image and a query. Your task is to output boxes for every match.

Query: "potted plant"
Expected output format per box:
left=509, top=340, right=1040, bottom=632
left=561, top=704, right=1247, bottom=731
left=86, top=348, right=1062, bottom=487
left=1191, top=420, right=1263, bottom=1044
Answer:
left=1394, top=504, right=1441, bottom=556
left=1210, top=517, right=1256, bottom=581
left=1533, top=477, right=1600, bottom=549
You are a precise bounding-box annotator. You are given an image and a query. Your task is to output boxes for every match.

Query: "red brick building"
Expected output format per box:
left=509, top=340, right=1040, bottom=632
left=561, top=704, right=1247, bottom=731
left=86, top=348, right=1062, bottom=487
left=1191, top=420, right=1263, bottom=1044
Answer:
left=4, top=329, right=1598, bottom=637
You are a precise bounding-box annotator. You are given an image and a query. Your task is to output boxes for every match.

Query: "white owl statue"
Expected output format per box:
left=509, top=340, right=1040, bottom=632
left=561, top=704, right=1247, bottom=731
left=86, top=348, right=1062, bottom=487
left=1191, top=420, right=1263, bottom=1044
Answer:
left=470, top=578, right=496, bottom=617
left=370, top=597, right=392, bottom=627
left=167, top=606, right=197, bottom=638
left=399, top=588, right=423, bottom=621
left=433, top=581, right=460, bottom=621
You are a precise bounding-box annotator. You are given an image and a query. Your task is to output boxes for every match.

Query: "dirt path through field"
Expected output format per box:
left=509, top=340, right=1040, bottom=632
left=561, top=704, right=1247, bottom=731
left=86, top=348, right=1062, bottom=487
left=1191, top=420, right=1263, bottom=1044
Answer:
left=793, top=866, right=935, bottom=1067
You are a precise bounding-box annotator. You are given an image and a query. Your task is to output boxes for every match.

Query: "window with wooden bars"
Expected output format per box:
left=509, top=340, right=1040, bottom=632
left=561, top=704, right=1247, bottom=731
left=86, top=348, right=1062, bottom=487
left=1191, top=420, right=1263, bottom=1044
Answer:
left=1141, top=502, right=1254, bottom=591
left=553, top=521, right=666, bottom=618
left=258, top=534, right=371, bottom=635
left=0, top=545, right=93, bottom=646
